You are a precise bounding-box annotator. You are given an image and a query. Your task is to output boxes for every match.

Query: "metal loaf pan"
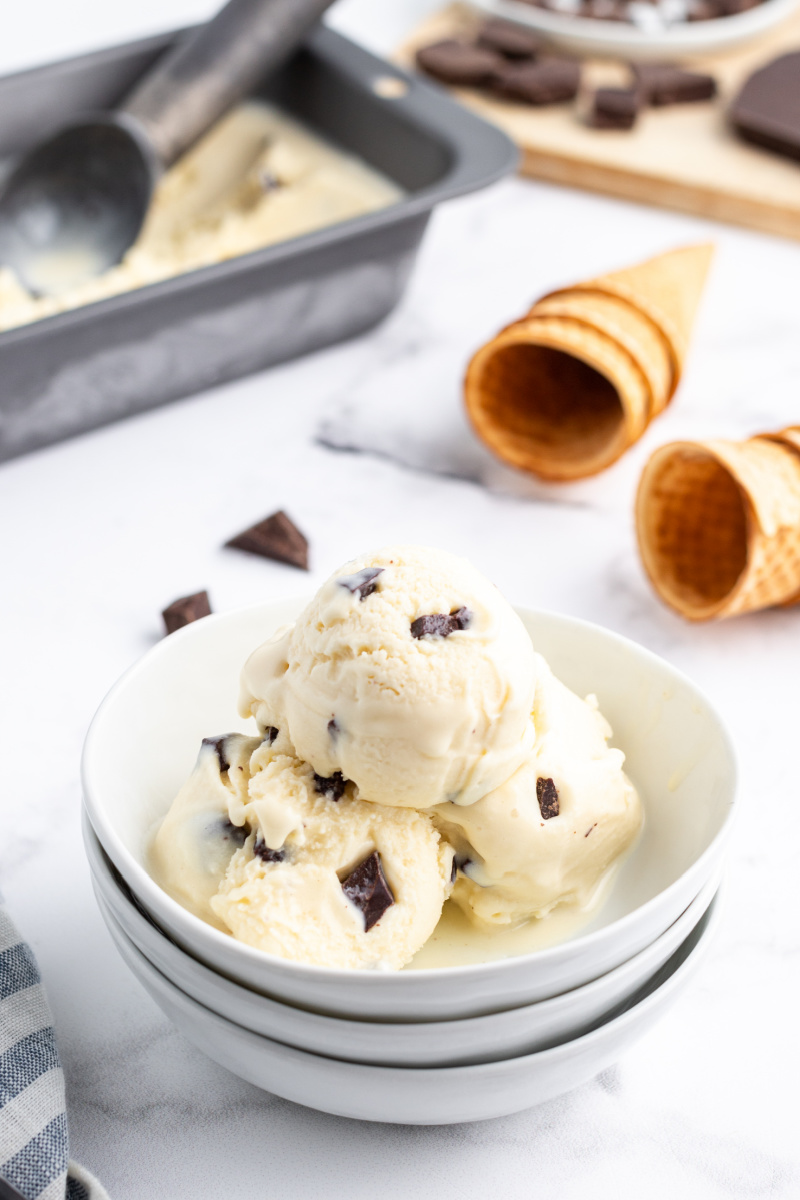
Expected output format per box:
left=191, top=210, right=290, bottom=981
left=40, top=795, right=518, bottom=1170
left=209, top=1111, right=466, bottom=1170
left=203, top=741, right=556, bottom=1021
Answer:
left=0, top=26, right=517, bottom=463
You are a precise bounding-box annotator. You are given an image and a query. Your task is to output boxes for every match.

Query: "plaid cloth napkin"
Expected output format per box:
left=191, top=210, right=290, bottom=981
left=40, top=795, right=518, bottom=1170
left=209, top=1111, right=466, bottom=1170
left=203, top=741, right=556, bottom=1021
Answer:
left=0, top=904, right=108, bottom=1200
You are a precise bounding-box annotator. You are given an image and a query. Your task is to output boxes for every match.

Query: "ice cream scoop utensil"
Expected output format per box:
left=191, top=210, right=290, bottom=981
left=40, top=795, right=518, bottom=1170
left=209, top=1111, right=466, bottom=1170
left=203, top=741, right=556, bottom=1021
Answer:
left=0, top=0, right=335, bottom=296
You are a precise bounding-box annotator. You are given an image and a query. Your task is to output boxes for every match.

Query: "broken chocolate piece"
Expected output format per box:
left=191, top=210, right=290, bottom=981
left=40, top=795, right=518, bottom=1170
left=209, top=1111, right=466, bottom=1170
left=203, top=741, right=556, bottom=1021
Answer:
left=633, top=62, right=717, bottom=106
left=477, top=17, right=543, bottom=59
left=341, top=851, right=395, bottom=931
left=162, top=590, right=211, bottom=635
left=584, top=823, right=598, bottom=837
left=451, top=856, right=458, bottom=884
left=490, top=57, right=581, bottom=106
left=416, top=39, right=502, bottom=86
left=220, top=818, right=249, bottom=848
left=586, top=87, right=640, bottom=130
left=202, top=735, right=231, bottom=774
left=536, top=776, right=560, bottom=820
left=337, top=566, right=384, bottom=600
left=225, top=510, right=309, bottom=570
left=254, top=834, right=286, bottom=863
left=410, top=607, right=472, bottom=639
left=313, top=771, right=347, bottom=802
left=327, top=718, right=340, bottom=741
left=730, top=53, right=800, bottom=163
left=263, top=726, right=279, bottom=745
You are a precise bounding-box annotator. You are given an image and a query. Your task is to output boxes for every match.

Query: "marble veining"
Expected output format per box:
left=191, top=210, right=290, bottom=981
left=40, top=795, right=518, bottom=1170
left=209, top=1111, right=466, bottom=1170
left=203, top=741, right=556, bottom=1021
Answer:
left=1, top=0, right=799, bottom=1195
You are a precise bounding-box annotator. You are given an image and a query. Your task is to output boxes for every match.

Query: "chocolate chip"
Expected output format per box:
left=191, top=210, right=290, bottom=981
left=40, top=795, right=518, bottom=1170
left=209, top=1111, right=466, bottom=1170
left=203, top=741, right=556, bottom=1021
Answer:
left=585, top=823, right=598, bottom=837
left=410, top=606, right=472, bottom=639
left=730, top=52, right=800, bottom=163
left=162, top=590, right=211, bottom=635
left=341, top=851, right=395, bottom=931
left=536, top=777, right=560, bottom=820
left=586, top=87, right=640, bottom=130
left=477, top=17, right=543, bottom=58
left=416, top=39, right=502, bottom=86
left=314, top=771, right=347, bottom=802
left=633, top=62, right=717, bottom=106
left=225, top=510, right=309, bottom=571
left=263, top=726, right=279, bottom=745
left=202, top=735, right=231, bottom=774
left=490, top=57, right=581, bottom=105
left=327, top=718, right=340, bottom=742
left=337, top=566, right=384, bottom=600
left=220, top=818, right=248, bottom=848
left=254, top=834, right=286, bottom=863
left=451, top=856, right=458, bottom=884
left=451, top=853, right=472, bottom=883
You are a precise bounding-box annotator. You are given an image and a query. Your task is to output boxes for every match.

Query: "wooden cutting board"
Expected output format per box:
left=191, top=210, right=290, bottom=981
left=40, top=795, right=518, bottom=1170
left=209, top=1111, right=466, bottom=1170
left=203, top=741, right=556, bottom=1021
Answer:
left=395, top=3, right=800, bottom=239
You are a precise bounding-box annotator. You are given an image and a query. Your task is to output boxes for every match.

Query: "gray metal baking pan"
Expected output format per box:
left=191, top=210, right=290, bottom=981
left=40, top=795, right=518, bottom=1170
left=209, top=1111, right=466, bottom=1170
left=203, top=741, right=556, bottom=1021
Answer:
left=0, top=25, right=517, bottom=463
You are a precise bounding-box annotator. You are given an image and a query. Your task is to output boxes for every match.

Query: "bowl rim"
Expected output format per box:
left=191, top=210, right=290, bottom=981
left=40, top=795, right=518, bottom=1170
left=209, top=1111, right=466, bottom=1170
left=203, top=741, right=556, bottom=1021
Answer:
left=100, top=878, right=724, bottom=1076
left=81, top=598, right=738, bottom=985
left=84, top=807, right=722, bottom=1033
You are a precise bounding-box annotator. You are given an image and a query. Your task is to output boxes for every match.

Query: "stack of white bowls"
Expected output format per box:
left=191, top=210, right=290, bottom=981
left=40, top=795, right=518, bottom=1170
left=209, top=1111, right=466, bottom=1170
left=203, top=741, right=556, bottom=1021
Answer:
left=82, top=601, right=737, bottom=1125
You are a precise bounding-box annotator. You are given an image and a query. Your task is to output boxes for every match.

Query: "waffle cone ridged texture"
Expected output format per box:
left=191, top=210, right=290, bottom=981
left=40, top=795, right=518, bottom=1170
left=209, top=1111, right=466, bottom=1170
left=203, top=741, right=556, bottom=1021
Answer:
left=636, top=427, right=800, bottom=621
left=465, top=244, right=714, bottom=482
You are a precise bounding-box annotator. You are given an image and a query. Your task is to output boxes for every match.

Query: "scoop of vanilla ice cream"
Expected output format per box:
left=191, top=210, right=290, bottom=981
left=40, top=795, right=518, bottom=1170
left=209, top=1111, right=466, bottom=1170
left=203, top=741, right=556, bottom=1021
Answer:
left=431, top=654, right=642, bottom=928
left=211, top=744, right=455, bottom=969
left=238, top=545, right=536, bottom=808
left=150, top=732, right=263, bottom=928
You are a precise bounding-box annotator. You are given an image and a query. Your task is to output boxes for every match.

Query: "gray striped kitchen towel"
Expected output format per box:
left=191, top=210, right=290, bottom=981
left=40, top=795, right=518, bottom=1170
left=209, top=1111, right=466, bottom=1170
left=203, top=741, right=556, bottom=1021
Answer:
left=0, top=904, right=108, bottom=1200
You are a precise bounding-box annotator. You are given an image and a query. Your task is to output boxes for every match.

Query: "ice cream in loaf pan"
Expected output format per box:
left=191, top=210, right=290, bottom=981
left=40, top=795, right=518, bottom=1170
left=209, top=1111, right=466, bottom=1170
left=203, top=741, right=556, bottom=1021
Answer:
left=152, top=546, right=642, bottom=969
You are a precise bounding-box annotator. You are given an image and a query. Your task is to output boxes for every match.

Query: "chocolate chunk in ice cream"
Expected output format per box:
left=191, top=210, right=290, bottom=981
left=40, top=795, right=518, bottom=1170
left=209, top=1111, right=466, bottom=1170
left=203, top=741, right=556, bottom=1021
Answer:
left=633, top=63, right=717, bottom=106
left=202, top=735, right=231, bottom=774
left=410, top=607, right=472, bottom=639
left=162, top=590, right=211, bottom=635
left=263, top=726, right=279, bottom=745
left=416, top=39, right=502, bottom=86
left=338, top=566, right=384, bottom=600
left=490, top=57, right=581, bottom=105
left=254, top=835, right=286, bottom=863
left=226, top=510, right=309, bottom=570
left=536, top=776, right=560, bottom=820
left=314, top=771, right=347, bottom=802
left=220, top=818, right=249, bottom=848
left=341, top=851, right=395, bottom=931
left=730, top=53, right=800, bottom=163
left=477, top=17, right=543, bottom=58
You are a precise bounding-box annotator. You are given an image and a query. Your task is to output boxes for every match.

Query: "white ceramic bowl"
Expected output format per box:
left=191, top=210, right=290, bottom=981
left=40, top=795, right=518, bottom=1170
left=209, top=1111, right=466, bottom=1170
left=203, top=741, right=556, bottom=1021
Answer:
left=100, top=888, right=721, bottom=1124
left=82, top=599, right=736, bottom=1021
left=476, top=0, right=800, bottom=58
left=86, top=811, right=721, bottom=1067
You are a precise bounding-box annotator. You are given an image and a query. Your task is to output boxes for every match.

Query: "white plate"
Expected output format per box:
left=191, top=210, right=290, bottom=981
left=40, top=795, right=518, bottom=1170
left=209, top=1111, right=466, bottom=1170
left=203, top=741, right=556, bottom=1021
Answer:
left=86, top=810, right=721, bottom=1066
left=474, top=0, right=800, bottom=58
left=103, top=888, right=721, bottom=1124
left=82, top=600, right=737, bottom=1021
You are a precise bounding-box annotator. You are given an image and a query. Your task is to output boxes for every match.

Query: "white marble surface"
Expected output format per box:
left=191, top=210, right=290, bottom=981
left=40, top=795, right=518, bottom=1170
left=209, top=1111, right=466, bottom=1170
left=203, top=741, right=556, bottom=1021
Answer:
left=1, top=1, right=799, bottom=1196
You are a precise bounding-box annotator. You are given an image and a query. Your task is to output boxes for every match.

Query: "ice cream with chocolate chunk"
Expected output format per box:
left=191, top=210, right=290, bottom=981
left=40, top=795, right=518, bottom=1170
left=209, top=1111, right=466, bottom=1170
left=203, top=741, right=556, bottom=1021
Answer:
left=239, top=545, right=536, bottom=809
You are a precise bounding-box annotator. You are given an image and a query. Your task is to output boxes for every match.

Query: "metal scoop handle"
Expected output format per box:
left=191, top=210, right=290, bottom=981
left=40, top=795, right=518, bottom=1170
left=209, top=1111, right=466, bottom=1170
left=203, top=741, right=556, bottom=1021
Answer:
left=123, top=0, right=335, bottom=168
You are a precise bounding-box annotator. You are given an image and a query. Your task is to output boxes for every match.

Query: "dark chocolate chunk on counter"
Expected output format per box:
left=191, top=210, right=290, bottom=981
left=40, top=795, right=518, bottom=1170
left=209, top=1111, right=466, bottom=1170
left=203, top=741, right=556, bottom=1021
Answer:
left=226, top=510, right=309, bottom=570
left=477, top=17, right=543, bottom=58
left=411, top=606, right=472, bottom=639
left=337, top=566, right=384, bottom=600
left=536, top=776, right=560, bottom=820
left=314, top=771, right=347, bottom=802
left=254, top=835, right=286, bottom=863
left=341, top=851, right=395, bottom=931
left=490, top=57, right=581, bottom=105
left=587, top=87, right=641, bottom=130
left=730, top=52, right=800, bottom=164
left=162, top=590, right=211, bottom=635
left=416, top=39, right=502, bottom=87
left=202, top=735, right=231, bottom=774
left=633, top=62, right=717, bottom=106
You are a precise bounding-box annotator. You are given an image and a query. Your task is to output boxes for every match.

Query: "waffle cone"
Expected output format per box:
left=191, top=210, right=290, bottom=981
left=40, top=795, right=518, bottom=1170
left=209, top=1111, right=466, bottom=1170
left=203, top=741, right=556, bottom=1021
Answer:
left=562, top=243, right=714, bottom=386
left=636, top=433, right=800, bottom=621
left=464, top=245, right=713, bottom=482
left=465, top=314, right=651, bottom=481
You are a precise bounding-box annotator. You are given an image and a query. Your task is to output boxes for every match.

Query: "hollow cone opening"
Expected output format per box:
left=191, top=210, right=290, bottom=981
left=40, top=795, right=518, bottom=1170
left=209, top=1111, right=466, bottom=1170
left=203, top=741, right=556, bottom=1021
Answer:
left=467, top=342, right=626, bottom=480
left=637, top=446, right=749, bottom=619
